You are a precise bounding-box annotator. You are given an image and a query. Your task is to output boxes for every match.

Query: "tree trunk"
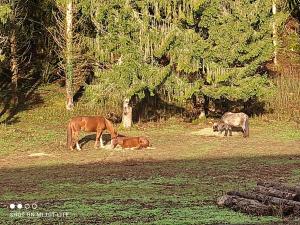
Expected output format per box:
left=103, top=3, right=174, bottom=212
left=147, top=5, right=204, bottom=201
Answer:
left=9, top=1, right=18, bottom=110
left=254, top=185, right=298, bottom=200
left=217, top=194, right=274, bottom=216
left=10, top=32, right=18, bottom=106
left=257, top=181, right=299, bottom=192
left=192, top=95, right=209, bottom=119
left=228, top=191, right=300, bottom=216
left=272, top=0, right=278, bottom=66
left=257, top=181, right=300, bottom=200
left=122, top=98, right=132, bottom=128
left=199, top=111, right=205, bottom=119
left=218, top=182, right=300, bottom=217
left=202, top=95, right=209, bottom=118
left=65, top=0, right=74, bottom=110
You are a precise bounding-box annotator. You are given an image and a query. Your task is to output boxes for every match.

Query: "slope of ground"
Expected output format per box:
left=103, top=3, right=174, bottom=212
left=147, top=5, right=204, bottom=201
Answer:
left=0, top=85, right=300, bottom=224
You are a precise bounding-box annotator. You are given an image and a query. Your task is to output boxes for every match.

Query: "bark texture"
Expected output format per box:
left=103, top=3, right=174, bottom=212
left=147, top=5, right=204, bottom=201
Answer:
left=217, top=181, right=300, bottom=216
left=65, top=0, right=74, bottom=110
left=122, top=98, right=132, bottom=128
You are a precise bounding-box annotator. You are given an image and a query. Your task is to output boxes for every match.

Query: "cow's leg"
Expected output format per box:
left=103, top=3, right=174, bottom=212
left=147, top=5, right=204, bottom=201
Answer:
left=218, top=126, right=223, bottom=135
left=68, top=124, right=74, bottom=151
left=228, top=126, right=232, bottom=136
left=70, top=141, right=74, bottom=151
left=69, top=135, right=74, bottom=151
left=76, top=142, right=81, bottom=151
left=224, top=128, right=228, bottom=136
left=242, top=122, right=246, bottom=137
left=74, top=131, right=81, bottom=151
left=100, top=134, right=104, bottom=148
left=242, top=119, right=249, bottom=137
left=95, top=129, right=103, bottom=148
left=242, top=128, right=247, bottom=137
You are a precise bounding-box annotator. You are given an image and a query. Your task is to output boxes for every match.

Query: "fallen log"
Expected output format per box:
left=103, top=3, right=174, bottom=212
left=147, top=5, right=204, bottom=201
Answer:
left=257, top=181, right=300, bottom=196
left=217, top=194, right=274, bottom=216
left=218, top=182, right=300, bottom=217
left=254, top=185, right=298, bottom=201
left=228, top=191, right=300, bottom=216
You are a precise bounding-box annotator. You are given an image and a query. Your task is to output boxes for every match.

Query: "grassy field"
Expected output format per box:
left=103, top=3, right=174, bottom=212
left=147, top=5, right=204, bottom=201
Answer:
left=0, top=85, right=300, bottom=224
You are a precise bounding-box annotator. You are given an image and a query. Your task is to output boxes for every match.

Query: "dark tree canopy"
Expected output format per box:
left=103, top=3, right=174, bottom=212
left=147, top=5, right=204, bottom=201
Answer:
left=0, top=0, right=299, bottom=118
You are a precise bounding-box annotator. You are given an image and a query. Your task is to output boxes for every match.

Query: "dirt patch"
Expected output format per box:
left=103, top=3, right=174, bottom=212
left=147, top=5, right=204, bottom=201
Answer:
left=28, top=153, right=53, bottom=157
left=191, top=127, right=243, bottom=137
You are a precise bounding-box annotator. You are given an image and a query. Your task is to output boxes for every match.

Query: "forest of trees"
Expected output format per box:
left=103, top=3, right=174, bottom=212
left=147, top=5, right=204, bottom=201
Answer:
left=0, top=0, right=300, bottom=125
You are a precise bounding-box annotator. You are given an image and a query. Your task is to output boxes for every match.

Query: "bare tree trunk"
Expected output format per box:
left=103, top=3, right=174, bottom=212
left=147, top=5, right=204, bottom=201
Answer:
left=218, top=182, right=300, bottom=217
left=9, top=1, right=18, bottom=110
left=65, top=0, right=74, bottom=110
left=192, top=95, right=208, bottom=119
left=217, top=194, right=274, bottom=216
left=272, top=0, right=278, bottom=66
left=200, top=96, right=209, bottom=119
left=199, top=111, right=205, bottom=119
left=122, top=98, right=132, bottom=128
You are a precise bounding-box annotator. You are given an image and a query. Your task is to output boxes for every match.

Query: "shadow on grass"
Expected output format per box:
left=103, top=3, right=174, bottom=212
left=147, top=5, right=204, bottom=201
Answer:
left=78, top=133, right=112, bottom=149
left=0, top=155, right=299, bottom=196
left=0, top=80, right=44, bottom=125
left=0, top=154, right=299, bottom=224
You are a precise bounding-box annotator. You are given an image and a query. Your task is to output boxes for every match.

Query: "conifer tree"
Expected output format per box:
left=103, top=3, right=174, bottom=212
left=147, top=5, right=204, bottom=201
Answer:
left=199, top=0, right=280, bottom=105
left=83, top=0, right=280, bottom=118
left=0, top=3, right=10, bottom=61
left=0, top=0, right=34, bottom=114
left=84, top=0, right=206, bottom=124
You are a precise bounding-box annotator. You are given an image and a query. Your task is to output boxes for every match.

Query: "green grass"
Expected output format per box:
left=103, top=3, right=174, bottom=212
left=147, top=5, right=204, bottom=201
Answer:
left=0, top=164, right=296, bottom=224
left=0, top=84, right=300, bottom=224
left=292, top=169, right=300, bottom=177
left=263, top=123, right=300, bottom=141
left=289, top=169, right=300, bottom=183
left=0, top=176, right=280, bottom=225
left=0, top=204, right=280, bottom=225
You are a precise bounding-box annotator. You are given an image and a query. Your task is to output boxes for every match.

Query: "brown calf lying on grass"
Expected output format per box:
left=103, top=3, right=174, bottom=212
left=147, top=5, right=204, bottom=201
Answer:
left=111, top=135, right=150, bottom=149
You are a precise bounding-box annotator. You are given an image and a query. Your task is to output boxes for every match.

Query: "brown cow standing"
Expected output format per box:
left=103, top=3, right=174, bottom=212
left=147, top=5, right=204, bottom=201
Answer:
left=67, top=116, right=118, bottom=151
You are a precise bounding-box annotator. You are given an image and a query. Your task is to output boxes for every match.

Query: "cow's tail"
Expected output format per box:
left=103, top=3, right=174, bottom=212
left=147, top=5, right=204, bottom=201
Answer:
left=244, top=116, right=249, bottom=137
left=67, top=122, right=72, bottom=149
